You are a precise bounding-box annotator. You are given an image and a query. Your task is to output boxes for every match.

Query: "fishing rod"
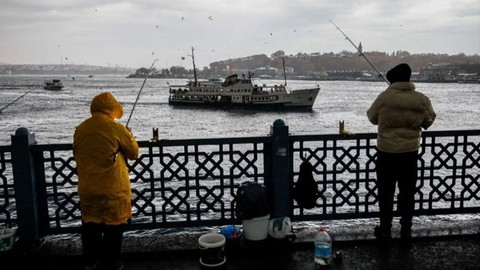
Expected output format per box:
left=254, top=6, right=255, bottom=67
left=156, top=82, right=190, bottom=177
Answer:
left=0, top=86, right=37, bottom=114
left=113, top=58, right=158, bottom=162
left=125, top=58, right=158, bottom=127
left=329, top=19, right=389, bottom=84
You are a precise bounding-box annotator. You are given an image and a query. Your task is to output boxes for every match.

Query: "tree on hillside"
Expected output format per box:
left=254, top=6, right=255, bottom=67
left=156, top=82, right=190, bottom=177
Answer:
left=271, top=50, right=285, bottom=59
left=134, top=67, right=151, bottom=75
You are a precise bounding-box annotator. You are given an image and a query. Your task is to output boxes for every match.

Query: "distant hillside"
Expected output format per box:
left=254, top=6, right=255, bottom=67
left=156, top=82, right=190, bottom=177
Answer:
left=206, top=51, right=480, bottom=76
left=3, top=50, right=479, bottom=79
left=129, top=50, right=480, bottom=81
left=0, top=64, right=135, bottom=75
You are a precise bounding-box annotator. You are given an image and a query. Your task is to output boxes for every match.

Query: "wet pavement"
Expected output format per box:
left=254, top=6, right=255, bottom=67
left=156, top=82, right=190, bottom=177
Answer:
left=2, top=217, right=480, bottom=270
left=2, top=233, right=479, bottom=270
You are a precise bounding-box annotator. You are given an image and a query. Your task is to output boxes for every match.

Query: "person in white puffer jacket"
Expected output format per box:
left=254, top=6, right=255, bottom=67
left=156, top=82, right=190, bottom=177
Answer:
left=367, top=63, right=436, bottom=243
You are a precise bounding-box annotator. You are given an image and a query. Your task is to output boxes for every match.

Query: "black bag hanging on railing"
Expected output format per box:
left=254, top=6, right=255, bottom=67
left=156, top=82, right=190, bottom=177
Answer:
left=293, top=160, right=317, bottom=209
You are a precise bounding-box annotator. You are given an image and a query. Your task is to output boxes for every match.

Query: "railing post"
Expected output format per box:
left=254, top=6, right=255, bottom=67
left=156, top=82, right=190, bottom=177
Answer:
left=268, top=119, right=290, bottom=218
left=11, top=127, right=42, bottom=253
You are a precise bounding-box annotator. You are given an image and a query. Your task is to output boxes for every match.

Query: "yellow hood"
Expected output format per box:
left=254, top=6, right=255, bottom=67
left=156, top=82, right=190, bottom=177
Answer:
left=90, top=92, right=124, bottom=119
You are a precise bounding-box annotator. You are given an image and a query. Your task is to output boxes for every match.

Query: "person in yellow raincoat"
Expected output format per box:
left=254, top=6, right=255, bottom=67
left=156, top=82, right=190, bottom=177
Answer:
left=73, top=92, right=139, bottom=270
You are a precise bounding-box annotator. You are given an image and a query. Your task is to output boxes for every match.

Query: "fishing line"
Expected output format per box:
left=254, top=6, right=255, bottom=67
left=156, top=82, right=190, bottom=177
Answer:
left=125, top=58, right=158, bottom=127
left=329, top=20, right=389, bottom=84
left=0, top=86, right=38, bottom=114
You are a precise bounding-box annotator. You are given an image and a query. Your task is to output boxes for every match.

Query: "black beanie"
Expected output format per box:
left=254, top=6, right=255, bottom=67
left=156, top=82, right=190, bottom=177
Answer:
left=386, top=63, right=411, bottom=83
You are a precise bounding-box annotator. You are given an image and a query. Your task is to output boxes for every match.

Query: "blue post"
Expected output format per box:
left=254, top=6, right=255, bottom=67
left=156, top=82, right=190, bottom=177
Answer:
left=11, top=127, right=41, bottom=253
left=269, top=119, right=290, bottom=218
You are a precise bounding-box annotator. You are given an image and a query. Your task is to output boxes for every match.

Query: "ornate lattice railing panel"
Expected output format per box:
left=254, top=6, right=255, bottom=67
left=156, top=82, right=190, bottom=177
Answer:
left=290, top=130, right=480, bottom=221
left=129, top=138, right=268, bottom=230
left=31, top=145, right=82, bottom=232
left=418, top=131, right=480, bottom=213
left=290, top=134, right=378, bottom=220
left=0, top=146, right=15, bottom=227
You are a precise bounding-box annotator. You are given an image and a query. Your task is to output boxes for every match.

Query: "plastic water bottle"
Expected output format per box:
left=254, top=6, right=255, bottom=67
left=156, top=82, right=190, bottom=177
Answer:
left=313, top=227, right=332, bottom=266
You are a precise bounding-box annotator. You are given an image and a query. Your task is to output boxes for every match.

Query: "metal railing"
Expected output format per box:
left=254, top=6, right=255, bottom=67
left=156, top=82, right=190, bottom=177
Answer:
left=0, top=123, right=479, bottom=250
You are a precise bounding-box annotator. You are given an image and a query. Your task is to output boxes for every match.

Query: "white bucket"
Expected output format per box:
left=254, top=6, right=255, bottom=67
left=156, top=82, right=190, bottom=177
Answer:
left=198, top=233, right=226, bottom=268
left=242, top=214, right=270, bottom=241
left=0, top=228, right=16, bottom=252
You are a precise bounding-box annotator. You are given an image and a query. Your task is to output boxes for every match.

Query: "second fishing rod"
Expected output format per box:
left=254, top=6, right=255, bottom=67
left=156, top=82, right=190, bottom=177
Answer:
left=329, top=20, right=390, bottom=85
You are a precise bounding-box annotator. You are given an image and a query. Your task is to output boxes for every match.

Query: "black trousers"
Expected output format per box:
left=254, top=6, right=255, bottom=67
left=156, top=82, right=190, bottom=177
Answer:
left=81, top=221, right=125, bottom=266
left=376, top=150, right=418, bottom=232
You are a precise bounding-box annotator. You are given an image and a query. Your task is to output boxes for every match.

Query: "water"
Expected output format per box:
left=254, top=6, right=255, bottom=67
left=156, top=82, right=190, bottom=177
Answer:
left=1, top=75, right=479, bottom=237
left=1, top=75, right=479, bottom=146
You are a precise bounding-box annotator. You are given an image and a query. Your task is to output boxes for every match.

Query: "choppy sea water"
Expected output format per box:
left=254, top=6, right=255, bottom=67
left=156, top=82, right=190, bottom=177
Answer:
left=1, top=75, right=479, bottom=144
left=1, top=75, right=479, bottom=244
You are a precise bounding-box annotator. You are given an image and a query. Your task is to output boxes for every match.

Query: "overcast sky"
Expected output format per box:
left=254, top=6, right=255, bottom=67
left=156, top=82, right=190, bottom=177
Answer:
left=1, top=0, right=479, bottom=69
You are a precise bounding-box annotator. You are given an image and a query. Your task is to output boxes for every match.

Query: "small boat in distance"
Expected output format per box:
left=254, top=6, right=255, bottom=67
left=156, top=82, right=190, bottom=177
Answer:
left=44, top=79, right=64, bottom=91
left=168, top=48, right=320, bottom=110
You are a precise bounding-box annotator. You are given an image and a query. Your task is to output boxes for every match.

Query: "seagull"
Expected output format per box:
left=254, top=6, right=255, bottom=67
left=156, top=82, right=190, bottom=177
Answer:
left=181, top=17, right=184, bottom=20
left=270, top=32, right=273, bottom=36
left=208, top=16, right=213, bottom=20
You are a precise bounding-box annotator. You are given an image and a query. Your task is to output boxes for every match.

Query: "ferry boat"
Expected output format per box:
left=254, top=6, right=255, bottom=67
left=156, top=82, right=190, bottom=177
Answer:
left=169, top=74, right=320, bottom=110
left=168, top=48, right=320, bottom=110
left=43, top=79, right=64, bottom=91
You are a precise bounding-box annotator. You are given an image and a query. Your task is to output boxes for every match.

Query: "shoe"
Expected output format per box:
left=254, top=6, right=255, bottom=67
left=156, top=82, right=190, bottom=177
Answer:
left=99, top=260, right=124, bottom=270
left=109, top=260, right=124, bottom=270
left=84, top=262, right=99, bottom=270
left=374, top=226, right=392, bottom=242
left=115, top=261, right=124, bottom=270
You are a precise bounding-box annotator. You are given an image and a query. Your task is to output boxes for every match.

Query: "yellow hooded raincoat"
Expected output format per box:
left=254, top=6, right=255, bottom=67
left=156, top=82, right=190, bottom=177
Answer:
left=73, top=92, right=139, bottom=225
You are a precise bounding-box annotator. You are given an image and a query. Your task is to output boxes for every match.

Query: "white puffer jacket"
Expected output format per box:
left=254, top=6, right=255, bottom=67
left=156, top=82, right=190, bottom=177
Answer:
left=367, top=82, right=436, bottom=153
